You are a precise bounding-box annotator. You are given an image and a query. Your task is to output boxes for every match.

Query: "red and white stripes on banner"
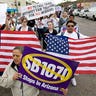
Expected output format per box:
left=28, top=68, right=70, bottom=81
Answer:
left=69, top=37, right=96, bottom=74
left=47, top=37, right=96, bottom=74
left=0, top=30, right=96, bottom=74
left=0, top=30, right=41, bottom=72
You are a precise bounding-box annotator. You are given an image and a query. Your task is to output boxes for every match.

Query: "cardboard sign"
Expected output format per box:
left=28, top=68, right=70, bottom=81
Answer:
left=20, top=2, right=55, bottom=20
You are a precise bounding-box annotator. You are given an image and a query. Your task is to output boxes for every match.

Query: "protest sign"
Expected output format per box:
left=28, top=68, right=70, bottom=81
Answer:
left=0, top=3, right=7, bottom=24
left=18, top=46, right=79, bottom=94
left=20, top=2, right=55, bottom=20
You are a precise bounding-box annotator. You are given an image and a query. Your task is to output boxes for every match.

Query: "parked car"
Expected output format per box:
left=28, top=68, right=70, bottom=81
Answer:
left=79, top=9, right=88, bottom=17
left=85, top=7, right=96, bottom=21
left=73, top=9, right=80, bottom=16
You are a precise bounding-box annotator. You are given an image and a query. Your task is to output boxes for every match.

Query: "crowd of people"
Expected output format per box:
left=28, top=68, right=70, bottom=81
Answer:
left=0, top=9, right=88, bottom=96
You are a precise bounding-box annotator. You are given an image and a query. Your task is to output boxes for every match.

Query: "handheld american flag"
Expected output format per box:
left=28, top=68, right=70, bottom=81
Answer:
left=0, top=30, right=41, bottom=74
left=46, top=34, right=96, bottom=74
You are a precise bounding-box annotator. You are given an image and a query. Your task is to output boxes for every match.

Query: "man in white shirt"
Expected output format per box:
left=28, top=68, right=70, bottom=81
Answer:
left=58, top=20, right=88, bottom=87
left=59, top=20, right=88, bottom=39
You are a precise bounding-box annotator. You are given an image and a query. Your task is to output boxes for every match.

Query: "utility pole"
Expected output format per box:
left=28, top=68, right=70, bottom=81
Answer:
left=15, top=0, right=18, bottom=11
left=14, top=0, right=19, bottom=27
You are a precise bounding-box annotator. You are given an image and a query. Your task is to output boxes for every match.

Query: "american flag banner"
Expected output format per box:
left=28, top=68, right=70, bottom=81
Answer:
left=46, top=34, right=96, bottom=74
left=0, top=30, right=41, bottom=74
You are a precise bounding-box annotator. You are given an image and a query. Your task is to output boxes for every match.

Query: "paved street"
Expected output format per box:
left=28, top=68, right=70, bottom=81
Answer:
left=77, top=16, right=96, bottom=36
left=0, top=16, right=96, bottom=96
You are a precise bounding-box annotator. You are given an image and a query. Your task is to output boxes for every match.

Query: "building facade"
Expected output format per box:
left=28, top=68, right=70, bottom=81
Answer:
left=0, top=0, right=27, bottom=9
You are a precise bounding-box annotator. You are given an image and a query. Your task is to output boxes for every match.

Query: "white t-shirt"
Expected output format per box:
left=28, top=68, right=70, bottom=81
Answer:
left=58, top=30, right=89, bottom=39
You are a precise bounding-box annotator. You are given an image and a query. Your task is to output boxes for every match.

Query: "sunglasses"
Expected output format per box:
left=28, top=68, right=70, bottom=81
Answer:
left=67, top=25, right=74, bottom=27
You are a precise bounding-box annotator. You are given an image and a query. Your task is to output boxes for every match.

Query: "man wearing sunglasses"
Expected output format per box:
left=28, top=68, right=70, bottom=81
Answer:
left=58, top=20, right=88, bottom=87
left=63, top=20, right=88, bottom=39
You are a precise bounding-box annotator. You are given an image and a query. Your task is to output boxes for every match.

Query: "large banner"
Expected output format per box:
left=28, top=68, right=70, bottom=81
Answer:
left=0, top=31, right=96, bottom=74
left=20, top=2, right=55, bottom=20
left=0, top=30, right=41, bottom=73
left=0, top=3, right=7, bottom=25
left=46, top=34, right=96, bottom=74
left=18, top=46, right=79, bottom=94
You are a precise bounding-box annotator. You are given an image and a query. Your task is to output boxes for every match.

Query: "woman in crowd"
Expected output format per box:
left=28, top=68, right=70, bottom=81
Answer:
left=17, top=17, right=32, bottom=31
left=42, top=21, right=58, bottom=50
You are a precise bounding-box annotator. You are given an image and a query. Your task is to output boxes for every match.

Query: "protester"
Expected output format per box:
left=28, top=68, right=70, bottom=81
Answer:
left=15, top=16, right=23, bottom=31
left=62, top=20, right=88, bottom=39
left=58, top=11, right=68, bottom=32
left=6, top=14, right=15, bottom=31
left=42, top=21, right=58, bottom=50
left=0, top=14, right=15, bottom=31
left=17, top=17, right=32, bottom=31
left=44, top=21, right=58, bottom=35
left=0, top=46, right=68, bottom=96
left=35, top=17, right=45, bottom=41
left=60, top=14, right=80, bottom=37
left=50, top=13, right=59, bottom=32
left=68, top=14, right=80, bottom=33
left=58, top=20, right=88, bottom=86
left=0, top=46, right=40, bottom=96
left=42, top=16, right=49, bottom=28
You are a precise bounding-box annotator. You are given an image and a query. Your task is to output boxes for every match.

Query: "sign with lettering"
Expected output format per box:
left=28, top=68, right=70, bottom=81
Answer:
left=20, top=2, right=55, bottom=20
left=19, top=46, right=79, bottom=94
